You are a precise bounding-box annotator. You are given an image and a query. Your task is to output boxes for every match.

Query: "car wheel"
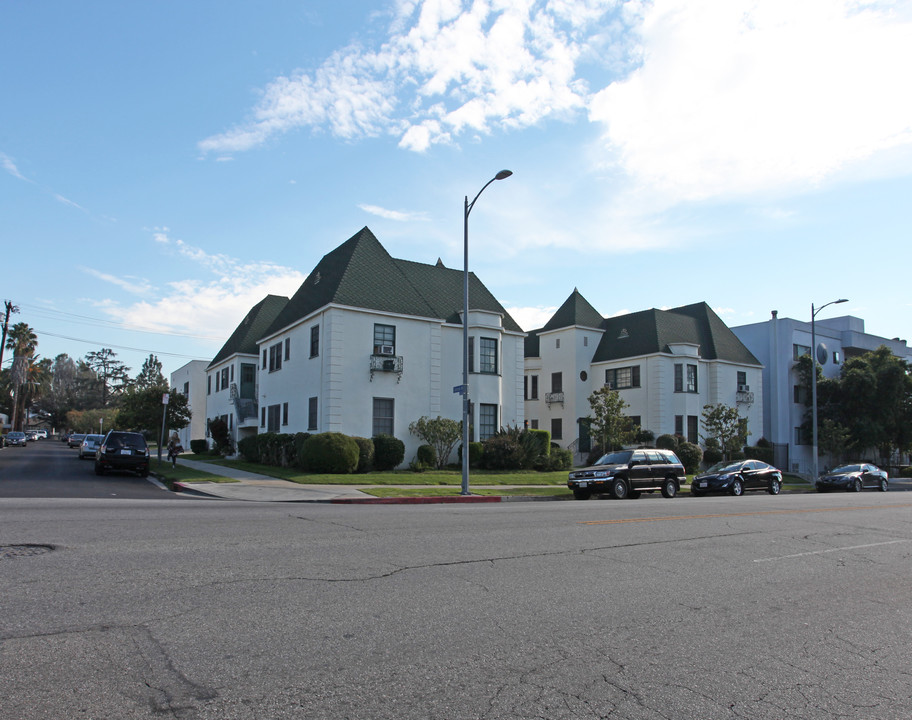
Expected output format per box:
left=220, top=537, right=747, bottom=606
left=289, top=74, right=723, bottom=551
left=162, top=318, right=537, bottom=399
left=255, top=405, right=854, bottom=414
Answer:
left=610, top=478, right=629, bottom=500
left=854, top=478, right=863, bottom=493
left=572, top=488, right=592, bottom=500
left=880, top=478, right=888, bottom=492
left=94, top=463, right=105, bottom=476
left=661, top=478, right=677, bottom=498
left=768, top=478, right=781, bottom=495
left=730, top=478, right=744, bottom=496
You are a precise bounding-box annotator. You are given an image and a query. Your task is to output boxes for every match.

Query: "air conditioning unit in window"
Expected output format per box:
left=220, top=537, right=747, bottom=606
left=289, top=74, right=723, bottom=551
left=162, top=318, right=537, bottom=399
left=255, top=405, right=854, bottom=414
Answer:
left=738, top=384, right=750, bottom=392
left=378, top=345, right=395, bottom=356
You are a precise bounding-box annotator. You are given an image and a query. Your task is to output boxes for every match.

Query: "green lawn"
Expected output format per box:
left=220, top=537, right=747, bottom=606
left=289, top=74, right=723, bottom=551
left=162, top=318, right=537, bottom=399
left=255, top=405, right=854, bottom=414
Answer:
left=151, top=461, right=240, bottom=486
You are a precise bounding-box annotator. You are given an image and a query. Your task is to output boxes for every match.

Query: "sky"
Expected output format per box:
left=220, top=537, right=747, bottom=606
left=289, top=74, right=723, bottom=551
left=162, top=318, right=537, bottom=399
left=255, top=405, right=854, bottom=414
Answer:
left=2, top=0, right=911, bottom=382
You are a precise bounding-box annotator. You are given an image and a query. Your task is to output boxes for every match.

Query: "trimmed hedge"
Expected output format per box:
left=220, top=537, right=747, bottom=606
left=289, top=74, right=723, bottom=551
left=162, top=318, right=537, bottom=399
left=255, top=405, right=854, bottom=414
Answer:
left=416, top=444, right=437, bottom=469
left=190, top=439, right=208, bottom=455
left=743, top=444, right=774, bottom=464
left=373, top=434, right=405, bottom=471
left=677, top=442, right=703, bottom=474
left=299, top=432, right=360, bottom=474
left=350, top=436, right=374, bottom=473
left=656, top=434, right=679, bottom=451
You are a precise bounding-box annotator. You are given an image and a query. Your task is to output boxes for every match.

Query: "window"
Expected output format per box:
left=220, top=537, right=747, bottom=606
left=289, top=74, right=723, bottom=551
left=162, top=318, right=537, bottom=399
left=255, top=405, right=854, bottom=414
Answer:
left=284, top=338, right=291, bottom=361
left=268, top=343, right=283, bottom=372
left=605, top=366, right=640, bottom=389
left=263, top=349, right=267, bottom=369
left=583, top=336, right=588, bottom=347
left=230, top=365, right=234, bottom=382
left=628, top=415, right=641, bottom=429
left=372, top=397, right=394, bottom=437
left=267, top=404, right=281, bottom=432
left=468, top=336, right=474, bottom=373
left=551, top=372, right=563, bottom=393
left=261, top=407, right=266, bottom=428
left=833, top=350, right=841, bottom=364
left=793, top=344, right=811, bottom=361
left=308, top=397, right=318, bottom=431
left=373, top=324, right=396, bottom=355
left=794, top=385, right=809, bottom=404
left=310, top=325, right=319, bottom=357
left=687, top=415, right=699, bottom=444
left=675, top=415, right=684, bottom=436
left=207, top=376, right=211, bottom=395
left=215, top=372, right=219, bottom=392
left=687, top=364, right=698, bottom=393
left=480, top=337, right=497, bottom=374
left=220, top=367, right=229, bottom=390
left=737, top=371, right=747, bottom=387
left=531, top=375, right=538, bottom=400
left=479, top=404, right=497, bottom=440
left=556, top=338, right=561, bottom=349
left=183, top=381, right=189, bottom=396
left=530, top=419, right=539, bottom=429
left=551, top=417, right=562, bottom=440
left=282, top=402, right=289, bottom=426
left=794, top=427, right=806, bottom=445
left=674, top=364, right=683, bottom=392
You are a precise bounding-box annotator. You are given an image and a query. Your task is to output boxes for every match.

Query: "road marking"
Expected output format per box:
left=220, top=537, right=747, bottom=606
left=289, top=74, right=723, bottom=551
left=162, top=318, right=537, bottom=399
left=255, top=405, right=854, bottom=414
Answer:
left=754, top=540, right=909, bottom=562
left=578, top=503, right=912, bottom=526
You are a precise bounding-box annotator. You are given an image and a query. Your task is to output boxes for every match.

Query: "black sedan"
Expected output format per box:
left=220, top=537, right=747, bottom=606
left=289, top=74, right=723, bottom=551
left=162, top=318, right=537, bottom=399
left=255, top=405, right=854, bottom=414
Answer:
left=816, top=463, right=888, bottom=493
left=691, top=459, right=783, bottom=496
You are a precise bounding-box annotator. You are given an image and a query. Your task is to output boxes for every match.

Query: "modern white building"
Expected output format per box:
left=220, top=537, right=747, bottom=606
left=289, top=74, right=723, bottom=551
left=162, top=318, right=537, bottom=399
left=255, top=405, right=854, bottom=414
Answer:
left=169, top=360, right=210, bottom=450
left=525, top=290, right=764, bottom=460
left=204, top=295, right=289, bottom=450
left=732, top=312, right=912, bottom=476
left=211, top=227, right=525, bottom=467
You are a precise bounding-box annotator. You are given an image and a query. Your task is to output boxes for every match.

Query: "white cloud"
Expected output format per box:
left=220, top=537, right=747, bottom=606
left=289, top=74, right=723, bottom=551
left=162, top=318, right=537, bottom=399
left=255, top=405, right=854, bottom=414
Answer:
left=589, top=0, right=912, bottom=204
left=80, top=267, right=155, bottom=296
left=1, top=152, right=29, bottom=181
left=504, top=304, right=558, bottom=331
left=53, top=193, right=85, bottom=211
left=104, top=231, right=306, bottom=338
left=199, top=1, right=620, bottom=155
left=358, top=203, right=430, bottom=221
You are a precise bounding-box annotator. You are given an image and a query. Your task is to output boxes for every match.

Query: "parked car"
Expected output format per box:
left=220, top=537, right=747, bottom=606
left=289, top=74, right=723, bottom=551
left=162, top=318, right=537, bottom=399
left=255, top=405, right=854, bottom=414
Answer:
left=568, top=448, right=686, bottom=500
left=25, top=430, right=38, bottom=441
left=691, top=459, right=783, bottom=496
left=95, top=430, right=150, bottom=477
left=68, top=433, right=86, bottom=448
left=78, top=434, right=105, bottom=460
left=816, top=463, right=888, bottom=493
left=6, top=431, right=28, bottom=447
left=35, top=429, right=48, bottom=439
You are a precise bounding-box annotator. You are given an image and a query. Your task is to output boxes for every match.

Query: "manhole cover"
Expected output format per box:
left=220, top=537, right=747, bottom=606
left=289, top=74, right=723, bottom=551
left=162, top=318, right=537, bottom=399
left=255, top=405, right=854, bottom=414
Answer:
left=0, top=544, right=54, bottom=559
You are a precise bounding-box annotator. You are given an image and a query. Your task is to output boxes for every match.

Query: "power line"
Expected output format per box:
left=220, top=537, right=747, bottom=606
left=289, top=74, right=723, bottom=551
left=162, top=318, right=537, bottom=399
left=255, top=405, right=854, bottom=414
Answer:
left=34, top=329, right=210, bottom=361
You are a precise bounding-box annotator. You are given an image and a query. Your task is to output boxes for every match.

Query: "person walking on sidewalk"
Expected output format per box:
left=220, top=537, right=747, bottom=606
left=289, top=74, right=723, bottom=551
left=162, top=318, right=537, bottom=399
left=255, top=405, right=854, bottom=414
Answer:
left=167, top=433, right=183, bottom=468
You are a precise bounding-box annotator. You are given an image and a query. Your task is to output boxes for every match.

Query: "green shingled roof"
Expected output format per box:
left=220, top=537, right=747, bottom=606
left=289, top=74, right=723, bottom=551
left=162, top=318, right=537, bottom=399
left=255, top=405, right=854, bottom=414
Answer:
left=262, top=227, right=522, bottom=338
left=542, top=288, right=604, bottom=331
left=209, top=294, right=288, bottom=368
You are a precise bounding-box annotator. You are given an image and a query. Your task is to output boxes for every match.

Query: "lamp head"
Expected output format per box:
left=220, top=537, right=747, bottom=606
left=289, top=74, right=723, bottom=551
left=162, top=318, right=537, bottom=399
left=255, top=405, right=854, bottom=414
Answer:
left=494, top=170, right=513, bottom=180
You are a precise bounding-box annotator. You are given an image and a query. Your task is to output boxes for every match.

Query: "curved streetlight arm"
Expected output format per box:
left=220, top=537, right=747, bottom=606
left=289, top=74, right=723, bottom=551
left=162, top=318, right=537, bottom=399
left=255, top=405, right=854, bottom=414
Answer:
left=810, top=297, right=849, bottom=482
left=466, top=170, right=513, bottom=218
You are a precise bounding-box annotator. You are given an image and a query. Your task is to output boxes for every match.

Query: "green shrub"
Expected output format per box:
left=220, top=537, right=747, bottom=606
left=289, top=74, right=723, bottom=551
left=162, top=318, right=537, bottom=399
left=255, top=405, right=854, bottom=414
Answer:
left=460, top=441, right=484, bottom=468
left=300, top=432, right=359, bottom=474
left=416, top=443, right=437, bottom=469
left=293, top=432, right=311, bottom=468
left=676, top=442, right=703, bottom=474
left=527, top=428, right=551, bottom=458
left=190, top=439, right=209, bottom=455
left=373, top=434, right=405, bottom=471
left=350, top=436, right=374, bottom=473
left=237, top=436, right=258, bottom=462
left=636, top=429, right=656, bottom=445
left=656, top=434, right=679, bottom=451
left=899, top=466, right=912, bottom=478
left=586, top=446, right=605, bottom=466
left=743, top=444, right=774, bottom=464
left=703, top=447, right=723, bottom=465
left=547, top=447, right=573, bottom=471
left=208, top=418, right=233, bottom=454
left=756, top=437, right=771, bottom=448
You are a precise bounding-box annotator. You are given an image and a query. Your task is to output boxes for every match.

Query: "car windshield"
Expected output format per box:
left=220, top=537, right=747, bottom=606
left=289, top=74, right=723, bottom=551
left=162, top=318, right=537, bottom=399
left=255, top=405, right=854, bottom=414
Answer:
left=706, top=461, right=744, bottom=473
left=594, top=450, right=633, bottom=466
left=832, top=464, right=863, bottom=473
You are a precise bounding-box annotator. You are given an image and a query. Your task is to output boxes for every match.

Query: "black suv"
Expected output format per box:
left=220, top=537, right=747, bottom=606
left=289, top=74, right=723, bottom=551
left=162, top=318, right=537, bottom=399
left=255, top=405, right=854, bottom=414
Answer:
left=568, top=449, right=686, bottom=500
left=95, top=431, right=150, bottom=477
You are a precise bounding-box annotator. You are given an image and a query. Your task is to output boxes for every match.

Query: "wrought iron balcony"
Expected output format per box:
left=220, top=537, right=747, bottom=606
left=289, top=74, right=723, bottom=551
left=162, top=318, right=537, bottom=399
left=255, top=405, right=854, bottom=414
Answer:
left=545, top=391, right=564, bottom=406
left=736, top=390, right=754, bottom=405
left=369, top=354, right=403, bottom=382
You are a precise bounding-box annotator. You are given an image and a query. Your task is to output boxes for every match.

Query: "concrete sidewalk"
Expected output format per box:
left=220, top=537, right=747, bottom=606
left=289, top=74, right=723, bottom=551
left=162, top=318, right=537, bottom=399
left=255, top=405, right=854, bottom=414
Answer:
left=165, top=457, right=514, bottom=504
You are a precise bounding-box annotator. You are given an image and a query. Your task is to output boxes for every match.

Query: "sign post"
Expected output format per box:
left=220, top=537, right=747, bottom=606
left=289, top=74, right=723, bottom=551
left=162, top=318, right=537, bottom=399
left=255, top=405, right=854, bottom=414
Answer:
left=158, top=393, right=169, bottom=465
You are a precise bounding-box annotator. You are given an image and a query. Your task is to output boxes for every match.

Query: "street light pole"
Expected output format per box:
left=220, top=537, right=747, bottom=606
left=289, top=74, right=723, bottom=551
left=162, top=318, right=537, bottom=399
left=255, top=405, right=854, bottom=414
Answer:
left=462, top=170, right=512, bottom=496
left=810, top=298, right=848, bottom=482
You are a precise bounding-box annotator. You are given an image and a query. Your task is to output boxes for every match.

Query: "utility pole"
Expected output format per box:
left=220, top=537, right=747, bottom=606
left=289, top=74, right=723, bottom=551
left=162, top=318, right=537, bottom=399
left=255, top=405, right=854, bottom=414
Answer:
left=0, top=300, right=19, bottom=370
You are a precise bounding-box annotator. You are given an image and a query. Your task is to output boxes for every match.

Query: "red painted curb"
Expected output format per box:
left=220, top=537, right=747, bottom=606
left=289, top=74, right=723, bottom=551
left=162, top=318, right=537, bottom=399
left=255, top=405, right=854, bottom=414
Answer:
left=330, top=495, right=503, bottom=504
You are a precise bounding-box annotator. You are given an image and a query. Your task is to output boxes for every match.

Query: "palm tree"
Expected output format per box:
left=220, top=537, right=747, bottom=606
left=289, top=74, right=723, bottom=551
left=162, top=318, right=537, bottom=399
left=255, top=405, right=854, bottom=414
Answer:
left=7, top=323, right=38, bottom=431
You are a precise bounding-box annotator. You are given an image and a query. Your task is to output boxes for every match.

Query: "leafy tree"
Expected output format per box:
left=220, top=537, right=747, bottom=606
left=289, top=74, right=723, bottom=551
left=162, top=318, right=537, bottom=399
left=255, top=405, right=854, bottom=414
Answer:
left=408, top=416, right=462, bottom=469
left=66, top=408, right=120, bottom=434
left=43, top=353, right=78, bottom=428
left=5, top=322, right=39, bottom=430
left=135, top=354, right=166, bottom=390
left=586, top=386, right=636, bottom=452
left=84, top=348, right=131, bottom=407
left=701, top=403, right=747, bottom=461
left=117, top=383, right=191, bottom=439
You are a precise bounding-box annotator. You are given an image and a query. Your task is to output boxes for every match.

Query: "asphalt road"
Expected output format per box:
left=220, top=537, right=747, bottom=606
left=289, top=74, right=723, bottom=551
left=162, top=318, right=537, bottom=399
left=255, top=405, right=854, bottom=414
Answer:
left=0, top=438, right=177, bottom=500
left=2, top=451, right=912, bottom=718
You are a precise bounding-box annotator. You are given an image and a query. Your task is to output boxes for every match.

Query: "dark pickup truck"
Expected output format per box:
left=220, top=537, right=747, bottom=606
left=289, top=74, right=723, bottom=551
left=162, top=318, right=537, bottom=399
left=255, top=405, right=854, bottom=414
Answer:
left=568, top=448, right=686, bottom=500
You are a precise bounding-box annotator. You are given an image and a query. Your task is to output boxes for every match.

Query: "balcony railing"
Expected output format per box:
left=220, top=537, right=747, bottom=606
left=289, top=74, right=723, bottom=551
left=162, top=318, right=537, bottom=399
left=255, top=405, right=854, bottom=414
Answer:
left=369, top=354, right=403, bottom=382
left=545, top=391, right=564, bottom=406
left=736, top=390, right=754, bottom=405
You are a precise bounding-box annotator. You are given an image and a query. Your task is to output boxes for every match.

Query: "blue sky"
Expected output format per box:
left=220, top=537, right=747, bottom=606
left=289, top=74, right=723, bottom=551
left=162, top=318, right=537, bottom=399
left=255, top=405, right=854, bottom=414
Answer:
left=2, top=0, right=911, bottom=381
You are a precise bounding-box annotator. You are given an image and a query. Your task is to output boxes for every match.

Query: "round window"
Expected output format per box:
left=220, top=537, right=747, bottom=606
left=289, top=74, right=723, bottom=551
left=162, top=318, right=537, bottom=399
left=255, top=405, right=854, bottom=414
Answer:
left=579, top=371, right=588, bottom=382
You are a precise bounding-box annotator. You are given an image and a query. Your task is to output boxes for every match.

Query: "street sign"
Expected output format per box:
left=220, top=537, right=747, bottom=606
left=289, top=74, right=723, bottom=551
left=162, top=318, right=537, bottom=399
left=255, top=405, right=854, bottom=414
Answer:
left=162, top=393, right=170, bottom=405
left=453, top=385, right=466, bottom=395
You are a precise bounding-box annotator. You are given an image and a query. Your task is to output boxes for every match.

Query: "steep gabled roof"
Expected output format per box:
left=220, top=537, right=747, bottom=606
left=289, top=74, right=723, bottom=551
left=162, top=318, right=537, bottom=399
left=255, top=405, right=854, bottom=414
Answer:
left=209, top=294, right=288, bottom=368
left=591, top=302, right=761, bottom=365
left=542, top=288, right=604, bottom=331
left=262, top=226, right=522, bottom=337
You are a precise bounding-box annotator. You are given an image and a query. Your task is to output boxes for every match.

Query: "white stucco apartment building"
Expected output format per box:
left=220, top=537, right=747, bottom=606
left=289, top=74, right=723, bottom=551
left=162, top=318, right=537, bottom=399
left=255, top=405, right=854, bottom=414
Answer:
left=525, top=290, right=764, bottom=459
left=169, top=359, right=209, bottom=449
